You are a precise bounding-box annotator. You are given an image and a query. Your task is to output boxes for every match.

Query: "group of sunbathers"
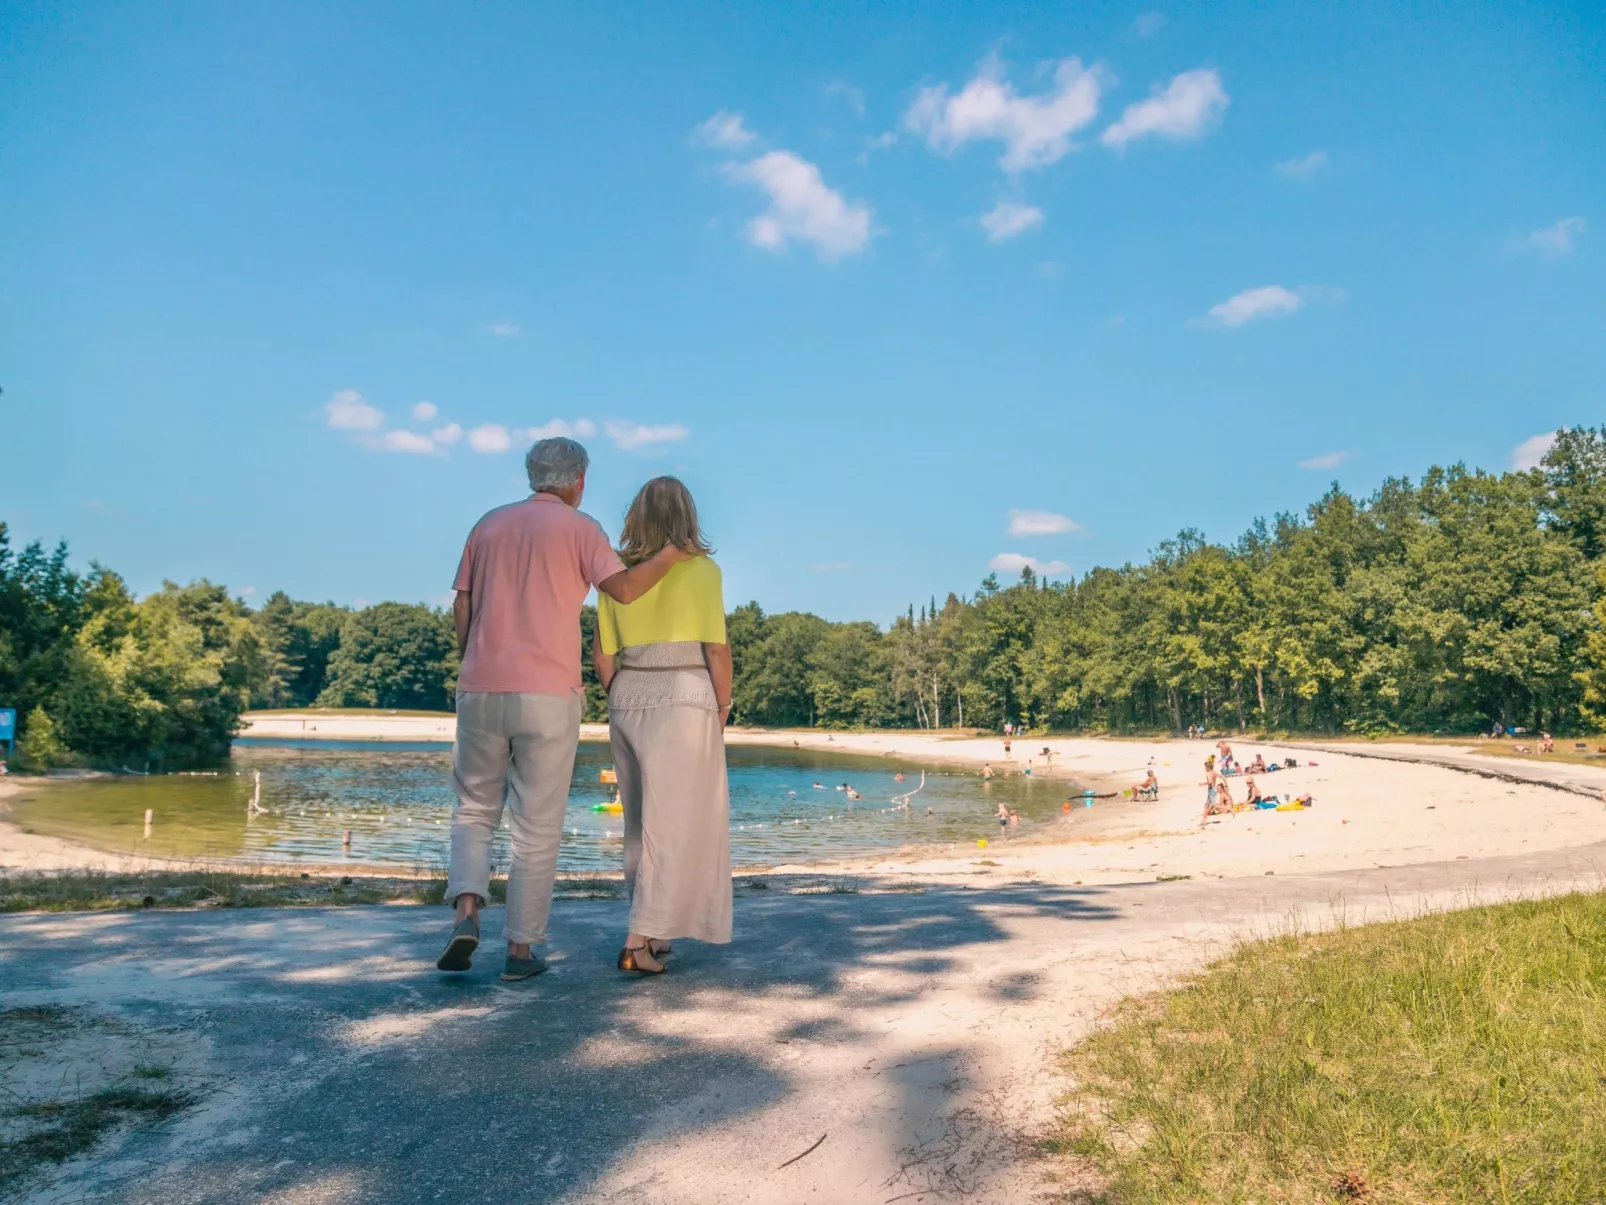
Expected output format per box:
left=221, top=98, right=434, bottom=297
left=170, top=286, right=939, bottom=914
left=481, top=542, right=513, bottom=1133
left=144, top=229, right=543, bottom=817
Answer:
left=1201, top=741, right=1301, bottom=824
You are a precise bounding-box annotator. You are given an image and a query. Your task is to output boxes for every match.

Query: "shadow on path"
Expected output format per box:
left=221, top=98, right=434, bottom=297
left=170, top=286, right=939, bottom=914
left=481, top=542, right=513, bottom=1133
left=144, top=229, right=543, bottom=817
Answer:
left=0, top=879, right=1123, bottom=1203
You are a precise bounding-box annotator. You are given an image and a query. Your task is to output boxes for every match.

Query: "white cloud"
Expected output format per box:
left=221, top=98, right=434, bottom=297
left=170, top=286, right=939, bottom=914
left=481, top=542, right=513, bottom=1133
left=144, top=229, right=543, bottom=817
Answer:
left=490, top=322, right=522, bottom=337
left=1007, top=509, right=1078, bottom=537
left=1298, top=451, right=1352, bottom=470
left=990, top=552, right=1071, bottom=576
left=866, top=130, right=897, bottom=151
left=1512, top=431, right=1558, bottom=471
left=605, top=420, right=690, bottom=453
left=981, top=202, right=1045, bottom=241
left=1134, top=12, right=1166, bottom=37
left=1525, top=217, right=1585, bottom=257
left=1276, top=150, right=1328, bottom=180
left=812, top=561, right=853, bottom=572
left=905, top=56, right=1106, bottom=172
left=411, top=401, right=438, bottom=422
left=431, top=423, right=463, bottom=446
left=1200, top=284, right=1303, bottom=328
left=325, top=389, right=384, bottom=432
left=723, top=151, right=873, bottom=260
left=825, top=81, right=866, bottom=116
left=238, top=585, right=257, bottom=597
left=1101, top=68, right=1228, bottom=150
left=380, top=429, right=440, bottom=455
left=692, top=110, right=757, bottom=149
left=513, top=418, right=598, bottom=442
left=467, top=424, right=513, bottom=454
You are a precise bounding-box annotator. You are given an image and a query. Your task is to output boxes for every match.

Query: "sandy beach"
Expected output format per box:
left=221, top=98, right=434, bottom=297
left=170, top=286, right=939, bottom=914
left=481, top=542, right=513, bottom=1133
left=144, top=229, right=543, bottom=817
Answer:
left=7, top=716, right=1605, bottom=887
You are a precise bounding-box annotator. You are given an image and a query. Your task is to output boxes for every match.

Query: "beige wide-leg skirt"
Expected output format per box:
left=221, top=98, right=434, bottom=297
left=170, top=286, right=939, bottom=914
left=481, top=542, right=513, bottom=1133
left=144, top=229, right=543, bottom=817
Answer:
left=609, top=703, right=732, bottom=943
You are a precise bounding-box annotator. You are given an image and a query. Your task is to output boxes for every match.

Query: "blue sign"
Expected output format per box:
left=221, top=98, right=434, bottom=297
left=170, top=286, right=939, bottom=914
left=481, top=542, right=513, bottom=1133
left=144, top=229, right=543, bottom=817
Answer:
left=0, top=708, right=15, bottom=745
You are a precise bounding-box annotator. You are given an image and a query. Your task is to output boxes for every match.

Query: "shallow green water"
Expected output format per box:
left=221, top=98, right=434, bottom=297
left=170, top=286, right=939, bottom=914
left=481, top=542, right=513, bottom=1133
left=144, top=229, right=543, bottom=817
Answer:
left=6, top=741, right=1068, bottom=871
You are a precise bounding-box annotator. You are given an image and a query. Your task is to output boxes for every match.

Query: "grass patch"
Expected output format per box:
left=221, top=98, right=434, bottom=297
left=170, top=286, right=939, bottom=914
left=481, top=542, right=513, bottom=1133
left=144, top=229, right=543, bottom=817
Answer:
left=1054, top=890, right=1606, bottom=1203
left=0, top=1085, right=195, bottom=1191
left=0, top=869, right=454, bottom=913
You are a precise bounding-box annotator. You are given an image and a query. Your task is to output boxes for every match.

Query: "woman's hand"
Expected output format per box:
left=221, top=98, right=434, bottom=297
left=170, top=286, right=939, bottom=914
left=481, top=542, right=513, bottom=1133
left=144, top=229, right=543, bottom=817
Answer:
left=703, top=642, right=733, bottom=732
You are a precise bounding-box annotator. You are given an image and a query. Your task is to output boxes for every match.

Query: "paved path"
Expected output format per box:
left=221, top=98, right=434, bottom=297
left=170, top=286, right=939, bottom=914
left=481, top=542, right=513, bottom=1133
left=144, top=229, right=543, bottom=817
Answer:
left=7, top=837, right=1606, bottom=1204
left=1287, top=740, right=1606, bottom=799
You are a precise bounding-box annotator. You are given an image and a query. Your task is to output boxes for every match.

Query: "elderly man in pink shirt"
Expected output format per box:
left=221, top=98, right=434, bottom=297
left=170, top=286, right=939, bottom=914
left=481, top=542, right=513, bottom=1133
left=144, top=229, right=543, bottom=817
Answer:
left=437, top=437, right=687, bottom=980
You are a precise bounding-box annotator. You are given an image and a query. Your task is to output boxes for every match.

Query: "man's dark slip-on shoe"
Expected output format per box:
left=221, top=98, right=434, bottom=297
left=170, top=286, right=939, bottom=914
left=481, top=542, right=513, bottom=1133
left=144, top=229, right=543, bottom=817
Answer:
left=500, top=953, right=549, bottom=982
left=436, top=916, right=480, bottom=972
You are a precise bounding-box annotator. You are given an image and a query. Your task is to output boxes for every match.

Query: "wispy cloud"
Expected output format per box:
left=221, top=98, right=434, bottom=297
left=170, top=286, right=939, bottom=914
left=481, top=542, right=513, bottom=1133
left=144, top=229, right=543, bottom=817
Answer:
left=692, top=110, right=757, bottom=149
left=723, top=151, right=873, bottom=260
left=1101, top=68, right=1228, bottom=150
left=1276, top=150, right=1328, bottom=180
left=1199, top=284, right=1303, bottom=328
left=467, top=424, right=513, bottom=454
left=516, top=419, right=597, bottom=442
left=412, top=401, right=438, bottom=422
left=981, top=202, right=1045, bottom=242
left=489, top=322, right=522, bottom=337
left=905, top=56, right=1106, bottom=172
left=1525, top=217, right=1586, bottom=257
left=1007, top=509, right=1078, bottom=537
left=990, top=552, right=1071, bottom=576
left=824, top=80, right=866, bottom=116
left=325, top=389, right=385, bottom=432
left=1512, top=431, right=1558, bottom=471
left=238, top=585, right=257, bottom=598
left=605, top=420, right=690, bottom=453
left=812, top=561, right=853, bottom=572
left=1298, top=451, right=1352, bottom=471
left=1134, top=12, right=1166, bottom=37
left=431, top=423, right=462, bottom=447
left=381, top=430, right=440, bottom=456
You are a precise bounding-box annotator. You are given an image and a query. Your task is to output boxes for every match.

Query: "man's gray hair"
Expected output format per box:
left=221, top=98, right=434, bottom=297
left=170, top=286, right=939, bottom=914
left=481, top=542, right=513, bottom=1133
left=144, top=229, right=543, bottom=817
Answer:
left=525, top=437, right=590, bottom=493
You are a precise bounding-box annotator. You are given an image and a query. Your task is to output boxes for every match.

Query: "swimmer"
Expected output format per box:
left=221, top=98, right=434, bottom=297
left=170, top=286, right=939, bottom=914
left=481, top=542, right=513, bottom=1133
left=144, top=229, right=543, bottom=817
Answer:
left=925, top=805, right=935, bottom=817
left=846, top=787, right=861, bottom=801
left=997, top=801, right=1009, bottom=834
left=982, top=763, right=993, bottom=780
left=894, top=772, right=906, bottom=782
left=813, top=782, right=826, bottom=790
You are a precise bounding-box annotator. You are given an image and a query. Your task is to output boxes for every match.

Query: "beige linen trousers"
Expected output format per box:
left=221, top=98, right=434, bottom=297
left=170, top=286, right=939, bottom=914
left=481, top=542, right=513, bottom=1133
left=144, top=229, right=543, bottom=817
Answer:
left=608, top=642, right=732, bottom=944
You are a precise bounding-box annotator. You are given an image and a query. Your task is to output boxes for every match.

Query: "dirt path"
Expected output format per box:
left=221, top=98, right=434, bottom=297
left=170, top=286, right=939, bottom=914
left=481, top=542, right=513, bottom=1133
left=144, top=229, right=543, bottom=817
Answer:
left=6, top=839, right=1605, bottom=1204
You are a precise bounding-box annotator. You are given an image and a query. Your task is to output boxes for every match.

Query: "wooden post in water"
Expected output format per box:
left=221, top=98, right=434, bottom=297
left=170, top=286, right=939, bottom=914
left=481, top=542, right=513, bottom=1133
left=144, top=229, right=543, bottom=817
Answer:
left=143, top=809, right=153, bottom=838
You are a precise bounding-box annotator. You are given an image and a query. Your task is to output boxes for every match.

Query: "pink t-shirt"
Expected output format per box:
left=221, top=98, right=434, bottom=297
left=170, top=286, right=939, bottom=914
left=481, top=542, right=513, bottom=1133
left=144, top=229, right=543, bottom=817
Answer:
left=453, top=493, right=626, bottom=695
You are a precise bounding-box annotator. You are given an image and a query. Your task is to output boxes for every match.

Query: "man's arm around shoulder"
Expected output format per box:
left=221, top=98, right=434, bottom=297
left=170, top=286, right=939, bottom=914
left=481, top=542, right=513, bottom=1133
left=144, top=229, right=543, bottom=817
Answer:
left=597, top=544, right=692, bottom=605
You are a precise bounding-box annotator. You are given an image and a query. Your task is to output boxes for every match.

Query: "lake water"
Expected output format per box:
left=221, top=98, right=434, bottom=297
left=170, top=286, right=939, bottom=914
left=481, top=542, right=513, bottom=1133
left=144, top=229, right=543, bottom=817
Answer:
left=7, top=740, right=1068, bottom=871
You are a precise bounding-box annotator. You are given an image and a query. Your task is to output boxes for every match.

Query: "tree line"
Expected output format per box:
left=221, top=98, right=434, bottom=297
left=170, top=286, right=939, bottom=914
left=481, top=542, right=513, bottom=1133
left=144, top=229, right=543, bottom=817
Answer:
left=3, top=427, right=1603, bottom=769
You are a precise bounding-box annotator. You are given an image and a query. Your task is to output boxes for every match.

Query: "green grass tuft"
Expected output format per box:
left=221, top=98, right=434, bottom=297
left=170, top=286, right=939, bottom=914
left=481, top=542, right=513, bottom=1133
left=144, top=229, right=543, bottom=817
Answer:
left=1054, top=890, right=1606, bottom=1203
left=1, top=1085, right=196, bottom=1191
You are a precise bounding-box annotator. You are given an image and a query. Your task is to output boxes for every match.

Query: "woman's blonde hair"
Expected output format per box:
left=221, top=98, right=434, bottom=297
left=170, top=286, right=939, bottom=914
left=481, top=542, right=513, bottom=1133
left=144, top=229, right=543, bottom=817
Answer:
left=618, top=476, right=713, bottom=566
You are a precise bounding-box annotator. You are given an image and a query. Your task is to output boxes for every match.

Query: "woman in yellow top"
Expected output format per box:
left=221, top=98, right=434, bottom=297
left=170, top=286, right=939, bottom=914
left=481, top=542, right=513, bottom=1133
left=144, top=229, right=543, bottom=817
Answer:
left=594, top=477, right=732, bottom=973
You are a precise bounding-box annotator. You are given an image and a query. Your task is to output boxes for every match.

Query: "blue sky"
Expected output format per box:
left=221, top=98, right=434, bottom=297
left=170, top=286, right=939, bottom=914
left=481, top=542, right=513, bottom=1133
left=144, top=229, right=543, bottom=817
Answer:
left=2, top=1, right=1601, bottom=622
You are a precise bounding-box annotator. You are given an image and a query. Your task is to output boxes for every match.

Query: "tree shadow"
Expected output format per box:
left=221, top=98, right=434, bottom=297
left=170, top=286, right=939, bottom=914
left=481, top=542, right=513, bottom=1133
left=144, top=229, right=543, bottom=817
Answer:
left=0, top=877, right=1123, bottom=1203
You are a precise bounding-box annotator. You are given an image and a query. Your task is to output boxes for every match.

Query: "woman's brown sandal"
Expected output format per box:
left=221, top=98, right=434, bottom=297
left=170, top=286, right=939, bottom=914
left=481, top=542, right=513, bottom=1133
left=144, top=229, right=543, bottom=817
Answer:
left=618, top=943, right=667, bottom=974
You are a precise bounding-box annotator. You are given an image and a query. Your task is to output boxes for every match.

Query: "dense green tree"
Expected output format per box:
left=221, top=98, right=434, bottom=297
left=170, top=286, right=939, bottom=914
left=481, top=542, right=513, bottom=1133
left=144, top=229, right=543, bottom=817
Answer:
left=252, top=592, right=348, bottom=707
left=317, top=603, right=458, bottom=711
